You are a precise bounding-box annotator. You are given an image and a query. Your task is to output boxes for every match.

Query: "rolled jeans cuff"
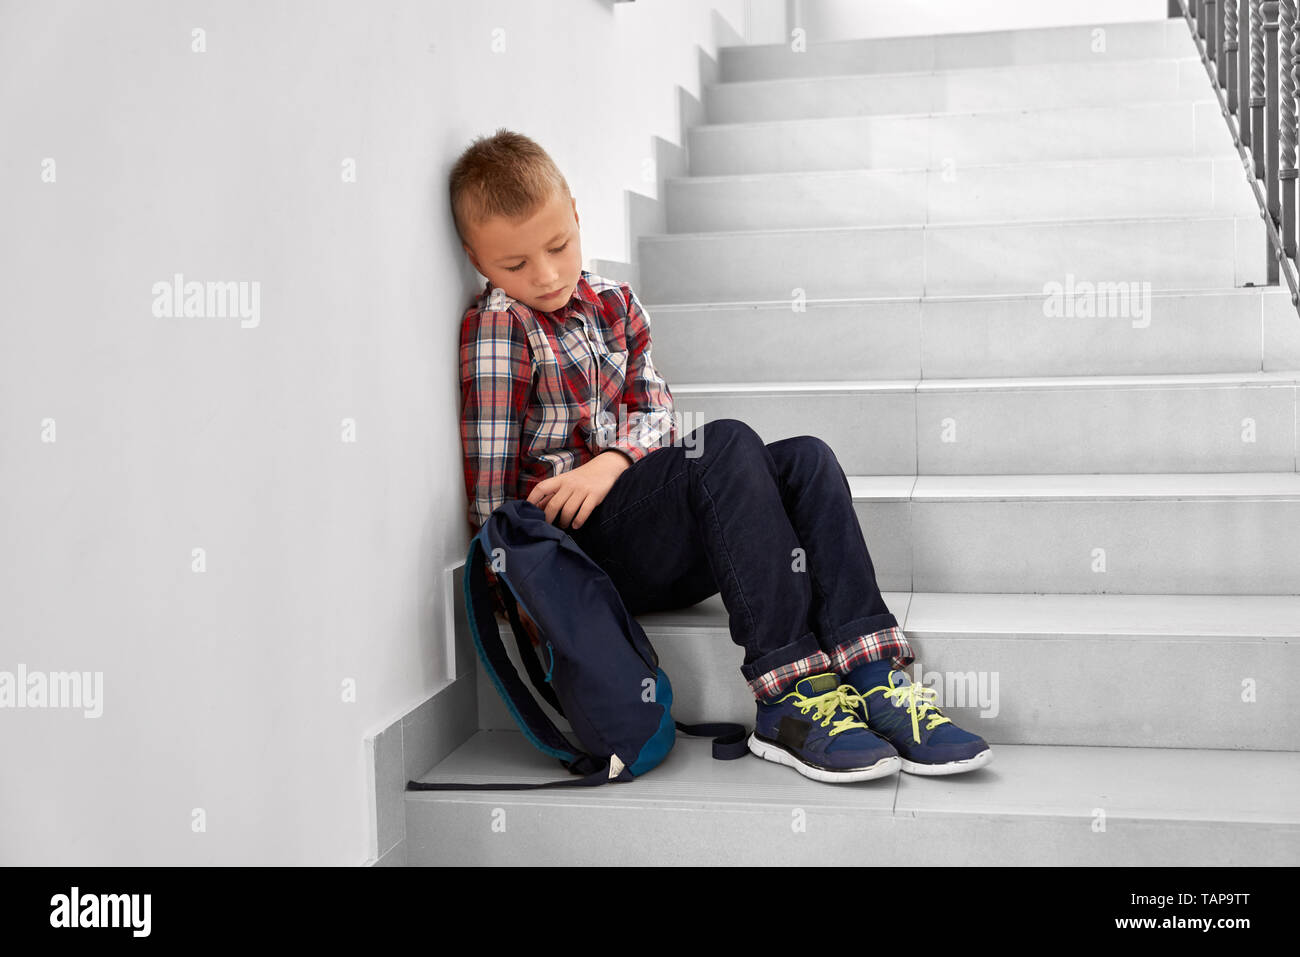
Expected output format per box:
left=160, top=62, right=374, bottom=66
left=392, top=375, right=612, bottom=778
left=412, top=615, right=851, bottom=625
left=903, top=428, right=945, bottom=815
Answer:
left=741, top=631, right=827, bottom=701
left=827, top=616, right=914, bottom=675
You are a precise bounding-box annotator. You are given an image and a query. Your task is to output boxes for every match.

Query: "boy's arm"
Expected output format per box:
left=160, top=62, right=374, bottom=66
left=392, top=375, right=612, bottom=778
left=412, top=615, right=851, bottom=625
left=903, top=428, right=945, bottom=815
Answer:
left=602, top=284, right=677, bottom=465
left=461, top=304, right=532, bottom=615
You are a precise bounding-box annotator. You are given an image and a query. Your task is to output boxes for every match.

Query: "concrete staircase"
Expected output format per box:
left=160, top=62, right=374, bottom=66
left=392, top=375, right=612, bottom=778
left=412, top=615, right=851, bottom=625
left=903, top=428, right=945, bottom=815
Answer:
left=407, top=17, right=1300, bottom=865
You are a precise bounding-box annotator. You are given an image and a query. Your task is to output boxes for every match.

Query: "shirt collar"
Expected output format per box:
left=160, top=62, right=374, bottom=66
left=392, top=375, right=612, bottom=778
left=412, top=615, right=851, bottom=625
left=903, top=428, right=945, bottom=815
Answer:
left=483, top=270, right=598, bottom=321
left=570, top=270, right=600, bottom=310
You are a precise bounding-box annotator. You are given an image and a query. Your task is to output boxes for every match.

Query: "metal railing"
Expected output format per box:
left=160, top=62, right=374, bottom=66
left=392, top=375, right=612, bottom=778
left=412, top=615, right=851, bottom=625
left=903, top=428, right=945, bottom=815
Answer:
left=1173, top=0, right=1300, bottom=309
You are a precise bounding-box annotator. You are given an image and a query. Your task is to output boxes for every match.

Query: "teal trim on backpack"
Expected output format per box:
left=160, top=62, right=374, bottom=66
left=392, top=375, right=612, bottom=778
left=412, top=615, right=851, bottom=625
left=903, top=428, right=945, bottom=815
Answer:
left=628, top=668, right=677, bottom=776
left=464, top=535, right=576, bottom=764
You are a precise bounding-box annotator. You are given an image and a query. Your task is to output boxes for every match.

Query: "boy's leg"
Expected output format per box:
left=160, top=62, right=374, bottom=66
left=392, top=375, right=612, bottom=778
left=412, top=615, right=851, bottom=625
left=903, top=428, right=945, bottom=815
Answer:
left=567, top=418, right=834, bottom=701
left=760, top=435, right=991, bottom=773
left=762, top=434, right=914, bottom=677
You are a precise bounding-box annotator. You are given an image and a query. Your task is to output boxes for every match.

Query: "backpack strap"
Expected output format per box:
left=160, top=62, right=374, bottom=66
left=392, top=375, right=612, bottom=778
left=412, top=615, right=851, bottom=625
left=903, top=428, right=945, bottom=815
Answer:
left=406, top=755, right=619, bottom=792
left=674, top=720, right=750, bottom=760
left=405, top=722, right=750, bottom=792
left=495, top=575, right=565, bottom=717
left=456, top=532, right=580, bottom=765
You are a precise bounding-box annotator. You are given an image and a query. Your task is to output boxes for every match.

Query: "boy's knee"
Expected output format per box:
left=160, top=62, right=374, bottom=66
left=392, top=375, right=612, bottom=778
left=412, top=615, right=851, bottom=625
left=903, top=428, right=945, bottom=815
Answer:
left=700, top=417, right=764, bottom=455
left=793, top=434, right=835, bottom=461
left=684, top=418, right=765, bottom=469
left=761, top=432, right=836, bottom=467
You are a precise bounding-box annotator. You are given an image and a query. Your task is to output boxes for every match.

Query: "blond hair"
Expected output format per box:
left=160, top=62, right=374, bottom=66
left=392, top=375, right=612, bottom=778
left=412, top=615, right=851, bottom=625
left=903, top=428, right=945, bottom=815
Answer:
left=449, top=128, right=571, bottom=249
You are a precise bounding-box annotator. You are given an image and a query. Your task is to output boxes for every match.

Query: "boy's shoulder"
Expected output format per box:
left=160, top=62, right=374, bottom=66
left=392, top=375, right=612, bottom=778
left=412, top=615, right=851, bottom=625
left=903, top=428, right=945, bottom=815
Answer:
left=577, top=269, right=633, bottom=303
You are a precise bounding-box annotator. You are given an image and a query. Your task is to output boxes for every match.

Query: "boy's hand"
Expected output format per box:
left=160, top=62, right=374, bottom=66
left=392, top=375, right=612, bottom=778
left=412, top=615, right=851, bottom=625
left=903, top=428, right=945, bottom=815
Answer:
left=525, top=451, right=630, bottom=530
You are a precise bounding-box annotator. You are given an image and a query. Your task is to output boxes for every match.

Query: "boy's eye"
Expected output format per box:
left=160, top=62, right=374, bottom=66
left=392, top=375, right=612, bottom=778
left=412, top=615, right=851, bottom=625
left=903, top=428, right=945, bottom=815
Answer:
left=504, top=241, right=569, bottom=272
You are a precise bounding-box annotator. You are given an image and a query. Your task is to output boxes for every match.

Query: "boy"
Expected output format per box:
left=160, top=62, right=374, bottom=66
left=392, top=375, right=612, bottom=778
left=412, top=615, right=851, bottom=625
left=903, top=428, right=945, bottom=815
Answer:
left=451, top=128, right=991, bottom=781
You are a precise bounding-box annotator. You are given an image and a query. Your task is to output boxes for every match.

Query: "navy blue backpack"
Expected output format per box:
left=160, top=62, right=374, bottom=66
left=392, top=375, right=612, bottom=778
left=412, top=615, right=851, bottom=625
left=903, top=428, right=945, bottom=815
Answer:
left=406, top=499, right=748, bottom=792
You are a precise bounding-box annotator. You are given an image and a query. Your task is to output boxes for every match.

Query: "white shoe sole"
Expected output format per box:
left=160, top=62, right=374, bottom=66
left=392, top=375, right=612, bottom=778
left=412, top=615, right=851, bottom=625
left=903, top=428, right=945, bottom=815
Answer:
left=747, top=732, right=901, bottom=783
left=899, top=748, right=994, bottom=776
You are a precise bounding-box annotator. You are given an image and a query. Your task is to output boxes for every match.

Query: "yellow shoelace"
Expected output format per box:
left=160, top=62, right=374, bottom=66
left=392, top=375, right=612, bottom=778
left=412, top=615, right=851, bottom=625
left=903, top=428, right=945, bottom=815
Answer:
left=794, top=686, right=870, bottom=736
left=860, top=675, right=952, bottom=744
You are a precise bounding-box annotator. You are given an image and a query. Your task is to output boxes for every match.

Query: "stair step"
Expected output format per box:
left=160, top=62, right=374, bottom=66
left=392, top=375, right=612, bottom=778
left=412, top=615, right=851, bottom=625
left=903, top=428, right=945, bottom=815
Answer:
left=688, top=101, right=1234, bottom=176
left=874, top=470, right=1300, bottom=500
left=456, top=473, right=1300, bottom=600
left=706, top=57, right=1209, bottom=123
left=638, top=216, right=1265, bottom=303
left=666, top=157, right=1257, bottom=232
left=646, top=288, right=1295, bottom=383
left=719, top=18, right=1195, bottom=81
left=462, top=471, right=1300, bottom=600
left=405, top=732, right=1300, bottom=865
left=475, top=592, right=1300, bottom=750
left=666, top=371, right=1299, bottom=474
left=852, top=472, right=1300, bottom=595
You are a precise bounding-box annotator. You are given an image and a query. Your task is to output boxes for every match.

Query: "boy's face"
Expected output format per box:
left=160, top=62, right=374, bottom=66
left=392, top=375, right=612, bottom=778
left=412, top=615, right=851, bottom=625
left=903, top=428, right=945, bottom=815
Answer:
left=462, top=187, right=583, bottom=315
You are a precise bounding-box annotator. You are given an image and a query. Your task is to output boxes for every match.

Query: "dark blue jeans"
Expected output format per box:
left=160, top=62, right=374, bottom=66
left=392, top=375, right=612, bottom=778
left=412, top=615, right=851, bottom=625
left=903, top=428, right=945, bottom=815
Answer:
left=565, top=418, right=903, bottom=698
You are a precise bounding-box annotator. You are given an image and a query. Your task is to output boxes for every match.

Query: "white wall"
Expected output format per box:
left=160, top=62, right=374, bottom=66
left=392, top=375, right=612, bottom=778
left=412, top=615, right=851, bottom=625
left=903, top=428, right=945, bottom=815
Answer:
left=798, top=0, right=1171, bottom=41
left=0, top=0, right=756, bottom=865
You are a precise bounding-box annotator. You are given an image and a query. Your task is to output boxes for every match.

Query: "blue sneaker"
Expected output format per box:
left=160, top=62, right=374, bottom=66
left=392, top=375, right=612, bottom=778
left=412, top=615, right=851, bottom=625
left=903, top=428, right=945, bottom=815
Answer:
left=844, top=659, right=993, bottom=776
left=749, top=673, right=901, bottom=783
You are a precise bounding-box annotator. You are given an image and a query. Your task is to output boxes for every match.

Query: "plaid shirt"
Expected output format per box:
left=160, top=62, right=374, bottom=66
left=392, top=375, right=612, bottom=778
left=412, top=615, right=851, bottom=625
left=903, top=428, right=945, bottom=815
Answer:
left=459, top=269, right=677, bottom=537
